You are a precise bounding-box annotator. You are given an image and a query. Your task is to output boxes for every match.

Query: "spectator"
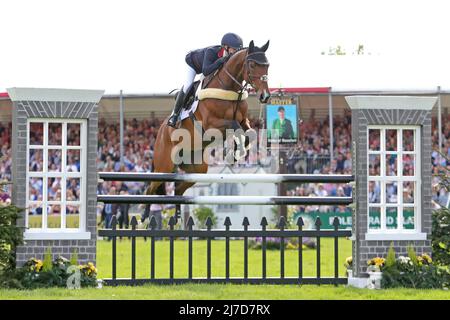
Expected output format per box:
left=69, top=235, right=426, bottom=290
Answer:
left=101, top=186, right=118, bottom=231
left=117, top=190, right=130, bottom=231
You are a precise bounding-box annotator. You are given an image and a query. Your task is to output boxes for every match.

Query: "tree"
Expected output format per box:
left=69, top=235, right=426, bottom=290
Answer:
left=321, top=44, right=369, bottom=56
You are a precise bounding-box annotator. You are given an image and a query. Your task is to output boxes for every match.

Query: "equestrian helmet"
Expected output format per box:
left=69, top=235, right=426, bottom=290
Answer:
left=221, top=33, right=243, bottom=50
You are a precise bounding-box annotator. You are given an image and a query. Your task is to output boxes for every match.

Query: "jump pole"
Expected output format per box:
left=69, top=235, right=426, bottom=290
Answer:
left=98, top=172, right=354, bottom=184
left=98, top=195, right=353, bottom=206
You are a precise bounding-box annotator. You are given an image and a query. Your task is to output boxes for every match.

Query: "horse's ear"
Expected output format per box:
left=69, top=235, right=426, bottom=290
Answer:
left=249, top=40, right=255, bottom=53
left=261, top=40, right=270, bottom=52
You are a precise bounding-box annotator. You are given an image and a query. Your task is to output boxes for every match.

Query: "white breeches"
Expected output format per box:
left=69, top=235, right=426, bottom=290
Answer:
left=183, top=65, right=197, bottom=94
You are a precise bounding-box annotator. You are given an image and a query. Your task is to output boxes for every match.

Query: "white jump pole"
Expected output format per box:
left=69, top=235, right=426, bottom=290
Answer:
left=98, top=172, right=354, bottom=184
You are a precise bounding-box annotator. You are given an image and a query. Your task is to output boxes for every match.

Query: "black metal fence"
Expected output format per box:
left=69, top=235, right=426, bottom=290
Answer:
left=98, top=215, right=352, bottom=286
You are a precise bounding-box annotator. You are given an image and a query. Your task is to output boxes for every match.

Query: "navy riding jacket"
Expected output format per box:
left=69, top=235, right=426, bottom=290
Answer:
left=185, top=45, right=226, bottom=76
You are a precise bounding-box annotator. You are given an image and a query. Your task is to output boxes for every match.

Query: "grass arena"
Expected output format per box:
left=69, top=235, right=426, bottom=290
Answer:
left=0, top=88, right=449, bottom=300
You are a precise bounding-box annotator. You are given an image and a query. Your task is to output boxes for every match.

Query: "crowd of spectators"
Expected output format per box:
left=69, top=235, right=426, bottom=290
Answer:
left=0, top=111, right=449, bottom=209
left=432, top=114, right=450, bottom=207
left=0, top=122, right=11, bottom=182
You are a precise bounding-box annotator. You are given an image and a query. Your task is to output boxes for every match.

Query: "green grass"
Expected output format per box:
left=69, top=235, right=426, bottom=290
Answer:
left=1, top=238, right=448, bottom=300
left=1, top=284, right=449, bottom=300
left=28, top=215, right=80, bottom=228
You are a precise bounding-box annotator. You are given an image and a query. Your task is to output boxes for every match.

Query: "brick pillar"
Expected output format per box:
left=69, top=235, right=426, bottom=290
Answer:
left=8, top=87, right=103, bottom=266
left=346, top=95, right=435, bottom=280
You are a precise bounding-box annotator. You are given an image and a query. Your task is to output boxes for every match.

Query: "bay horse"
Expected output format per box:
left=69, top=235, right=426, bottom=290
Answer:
left=146, top=40, right=271, bottom=219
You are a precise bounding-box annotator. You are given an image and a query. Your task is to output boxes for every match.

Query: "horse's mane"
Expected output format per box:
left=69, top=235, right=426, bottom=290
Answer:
left=223, top=47, right=248, bottom=66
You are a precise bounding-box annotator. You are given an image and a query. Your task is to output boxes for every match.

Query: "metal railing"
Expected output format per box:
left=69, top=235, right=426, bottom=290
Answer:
left=98, top=215, right=352, bottom=286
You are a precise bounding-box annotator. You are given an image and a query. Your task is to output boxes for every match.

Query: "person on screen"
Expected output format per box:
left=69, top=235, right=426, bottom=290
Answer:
left=270, top=106, right=294, bottom=140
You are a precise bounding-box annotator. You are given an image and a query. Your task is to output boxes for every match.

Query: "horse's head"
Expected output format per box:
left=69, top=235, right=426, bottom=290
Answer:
left=244, top=40, right=271, bottom=103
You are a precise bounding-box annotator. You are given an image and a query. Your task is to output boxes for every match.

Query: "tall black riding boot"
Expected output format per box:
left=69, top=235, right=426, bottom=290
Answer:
left=167, top=90, right=186, bottom=128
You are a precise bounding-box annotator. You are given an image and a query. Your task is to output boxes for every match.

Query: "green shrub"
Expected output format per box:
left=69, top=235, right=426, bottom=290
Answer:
left=0, top=255, right=97, bottom=289
left=381, top=250, right=449, bottom=289
left=432, top=206, right=450, bottom=266
left=42, top=248, right=53, bottom=272
left=70, top=250, right=78, bottom=266
left=193, top=207, right=217, bottom=229
left=386, top=242, right=396, bottom=268
left=0, top=201, right=24, bottom=272
left=407, top=244, right=418, bottom=266
left=432, top=157, right=450, bottom=266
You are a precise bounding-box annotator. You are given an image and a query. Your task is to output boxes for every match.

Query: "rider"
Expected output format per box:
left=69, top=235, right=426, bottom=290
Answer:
left=167, top=32, right=244, bottom=128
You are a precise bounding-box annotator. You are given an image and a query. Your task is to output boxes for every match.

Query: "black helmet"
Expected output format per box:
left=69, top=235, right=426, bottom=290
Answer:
left=221, top=33, right=243, bottom=50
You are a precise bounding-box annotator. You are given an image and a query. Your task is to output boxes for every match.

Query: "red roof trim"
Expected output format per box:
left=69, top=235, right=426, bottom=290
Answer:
left=269, top=87, right=330, bottom=93
left=0, top=92, right=9, bottom=98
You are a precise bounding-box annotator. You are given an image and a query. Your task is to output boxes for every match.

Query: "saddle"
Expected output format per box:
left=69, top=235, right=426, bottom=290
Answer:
left=175, top=70, right=218, bottom=110
left=176, top=69, right=248, bottom=112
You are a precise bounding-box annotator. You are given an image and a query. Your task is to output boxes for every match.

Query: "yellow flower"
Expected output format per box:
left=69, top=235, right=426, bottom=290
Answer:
left=35, top=260, right=43, bottom=271
left=286, top=242, right=297, bottom=250
left=344, top=256, right=353, bottom=268
left=367, top=257, right=385, bottom=267
left=373, top=257, right=385, bottom=267
left=422, top=254, right=432, bottom=264
left=417, top=256, right=424, bottom=266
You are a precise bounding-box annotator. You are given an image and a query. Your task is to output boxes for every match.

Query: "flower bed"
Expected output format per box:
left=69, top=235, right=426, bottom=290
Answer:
left=248, top=237, right=316, bottom=250
left=0, top=254, right=97, bottom=289
left=381, top=252, right=449, bottom=289
left=345, top=244, right=450, bottom=289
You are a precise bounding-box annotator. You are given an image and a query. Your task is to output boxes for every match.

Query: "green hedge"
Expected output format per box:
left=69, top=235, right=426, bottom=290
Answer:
left=0, top=203, right=23, bottom=272
left=432, top=204, right=450, bottom=266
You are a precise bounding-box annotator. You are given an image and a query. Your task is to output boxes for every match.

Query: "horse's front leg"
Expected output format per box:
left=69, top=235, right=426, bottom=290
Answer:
left=214, top=119, right=253, bottom=162
left=240, top=118, right=256, bottom=149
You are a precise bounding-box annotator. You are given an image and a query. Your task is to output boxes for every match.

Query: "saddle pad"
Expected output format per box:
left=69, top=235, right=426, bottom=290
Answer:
left=198, top=88, right=248, bottom=101
left=179, top=86, right=248, bottom=122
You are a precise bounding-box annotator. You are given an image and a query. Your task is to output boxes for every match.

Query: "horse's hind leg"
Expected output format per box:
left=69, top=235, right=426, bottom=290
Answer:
left=173, top=181, right=195, bottom=224
left=175, top=162, right=208, bottom=225
left=146, top=123, right=175, bottom=196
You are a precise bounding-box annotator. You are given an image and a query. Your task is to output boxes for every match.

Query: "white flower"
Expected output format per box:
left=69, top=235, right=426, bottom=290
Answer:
left=398, top=256, right=412, bottom=265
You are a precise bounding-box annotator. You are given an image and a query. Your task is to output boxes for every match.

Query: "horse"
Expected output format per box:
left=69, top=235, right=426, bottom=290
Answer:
left=146, top=40, right=271, bottom=219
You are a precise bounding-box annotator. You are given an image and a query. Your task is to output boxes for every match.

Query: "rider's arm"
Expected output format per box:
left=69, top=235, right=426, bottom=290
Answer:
left=202, top=47, right=225, bottom=76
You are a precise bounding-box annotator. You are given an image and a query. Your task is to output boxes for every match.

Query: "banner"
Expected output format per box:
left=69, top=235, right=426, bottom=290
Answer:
left=294, top=209, right=415, bottom=230
left=266, top=104, right=298, bottom=144
left=293, top=211, right=352, bottom=230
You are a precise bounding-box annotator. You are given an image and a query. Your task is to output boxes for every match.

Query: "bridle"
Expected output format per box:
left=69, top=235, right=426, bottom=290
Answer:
left=216, top=49, right=269, bottom=122
left=221, top=49, right=269, bottom=93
